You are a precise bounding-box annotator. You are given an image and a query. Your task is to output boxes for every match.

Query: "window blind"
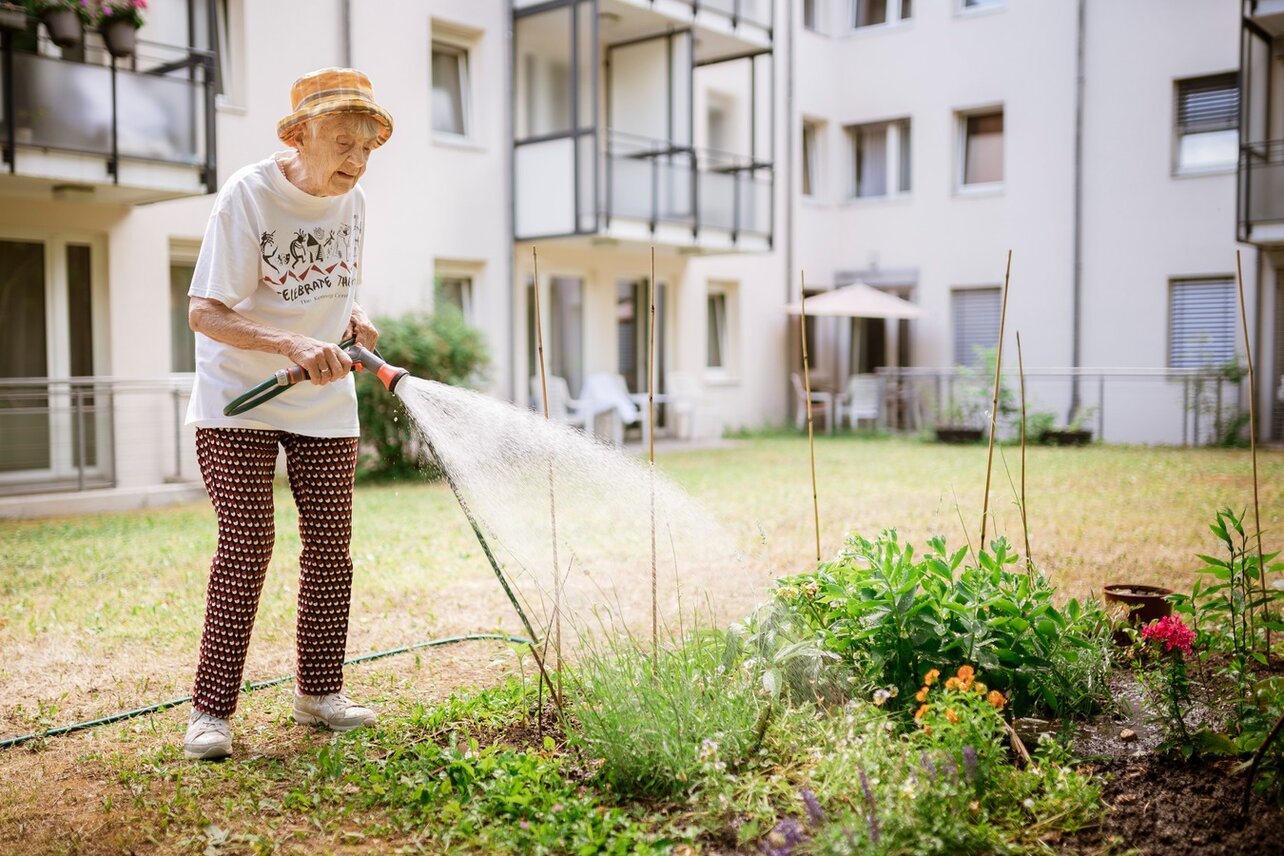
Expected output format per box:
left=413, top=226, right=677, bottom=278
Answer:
left=1170, top=279, right=1236, bottom=368
left=951, top=287, right=1001, bottom=366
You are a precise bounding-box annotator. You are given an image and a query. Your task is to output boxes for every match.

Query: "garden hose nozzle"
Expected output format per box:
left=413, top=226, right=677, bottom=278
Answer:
left=223, top=338, right=410, bottom=416
left=346, top=343, right=409, bottom=394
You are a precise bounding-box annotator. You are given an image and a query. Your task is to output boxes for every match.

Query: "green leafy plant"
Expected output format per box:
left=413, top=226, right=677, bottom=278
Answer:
left=567, top=628, right=769, bottom=799
left=24, top=0, right=91, bottom=23
left=94, top=0, right=146, bottom=29
left=355, top=308, right=489, bottom=478
left=777, top=530, right=1113, bottom=717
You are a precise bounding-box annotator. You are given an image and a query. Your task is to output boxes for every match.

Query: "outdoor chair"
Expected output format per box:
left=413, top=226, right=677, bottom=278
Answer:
left=580, top=372, right=649, bottom=447
left=665, top=370, right=706, bottom=440
left=836, top=374, right=881, bottom=431
left=530, top=375, right=592, bottom=432
left=791, top=372, right=834, bottom=435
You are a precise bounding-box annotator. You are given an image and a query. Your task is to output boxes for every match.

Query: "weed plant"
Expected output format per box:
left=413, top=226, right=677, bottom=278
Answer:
left=567, top=628, right=768, bottom=799
left=775, top=529, right=1113, bottom=717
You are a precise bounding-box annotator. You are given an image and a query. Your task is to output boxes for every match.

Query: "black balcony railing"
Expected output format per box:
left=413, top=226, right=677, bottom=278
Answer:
left=605, top=129, right=773, bottom=244
left=0, top=20, right=217, bottom=189
left=1238, top=139, right=1284, bottom=241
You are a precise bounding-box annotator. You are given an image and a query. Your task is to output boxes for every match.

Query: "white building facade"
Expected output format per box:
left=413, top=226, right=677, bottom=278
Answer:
left=0, top=0, right=1276, bottom=516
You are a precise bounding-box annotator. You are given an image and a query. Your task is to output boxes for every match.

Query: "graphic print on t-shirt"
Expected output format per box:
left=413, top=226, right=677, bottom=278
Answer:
left=259, top=213, right=363, bottom=306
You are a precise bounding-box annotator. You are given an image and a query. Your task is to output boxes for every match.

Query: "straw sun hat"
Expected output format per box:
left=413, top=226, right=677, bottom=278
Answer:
left=276, top=67, right=394, bottom=147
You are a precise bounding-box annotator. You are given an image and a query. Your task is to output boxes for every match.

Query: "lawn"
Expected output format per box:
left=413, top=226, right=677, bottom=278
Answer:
left=1, top=435, right=1281, bottom=853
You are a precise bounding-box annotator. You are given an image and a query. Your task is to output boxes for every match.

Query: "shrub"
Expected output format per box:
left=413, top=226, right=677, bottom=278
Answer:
left=568, top=629, right=769, bottom=799
left=356, top=308, right=488, bottom=478
left=777, top=529, right=1113, bottom=717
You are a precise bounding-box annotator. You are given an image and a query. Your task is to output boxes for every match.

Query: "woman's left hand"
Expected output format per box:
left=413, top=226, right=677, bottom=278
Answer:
left=345, top=303, right=379, bottom=350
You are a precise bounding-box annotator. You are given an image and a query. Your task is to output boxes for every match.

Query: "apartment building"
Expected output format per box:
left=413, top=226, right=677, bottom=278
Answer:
left=782, top=0, right=1275, bottom=445
left=1, top=0, right=1276, bottom=516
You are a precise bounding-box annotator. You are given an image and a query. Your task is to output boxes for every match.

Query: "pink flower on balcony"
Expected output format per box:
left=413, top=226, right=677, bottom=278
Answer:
left=1141, top=615, right=1195, bottom=655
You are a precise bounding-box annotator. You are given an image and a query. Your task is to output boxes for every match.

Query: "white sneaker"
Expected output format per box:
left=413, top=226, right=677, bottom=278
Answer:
left=293, top=692, right=377, bottom=732
left=183, top=709, right=231, bottom=761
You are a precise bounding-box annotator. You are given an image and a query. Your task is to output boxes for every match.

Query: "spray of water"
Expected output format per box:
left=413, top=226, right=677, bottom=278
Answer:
left=394, top=377, right=750, bottom=649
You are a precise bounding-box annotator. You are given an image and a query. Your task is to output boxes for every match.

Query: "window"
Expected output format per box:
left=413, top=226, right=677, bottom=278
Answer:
left=961, top=0, right=1003, bottom=9
left=432, top=41, right=470, bottom=137
left=847, top=119, right=911, bottom=198
left=804, top=0, right=820, bottom=31
left=706, top=284, right=737, bottom=373
left=527, top=275, right=584, bottom=395
left=1175, top=73, right=1238, bottom=174
left=951, top=287, right=1001, bottom=366
left=961, top=109, right=1003, bottom=187
left=853, top=0, right=911, bottom=28
left=1169, top=278, right=1237, bottom=368
left=436, top=274, right=473, bottom=320
left=170, top=261, right=196, bottom=373
left=802, top=120, right=821, bottom=197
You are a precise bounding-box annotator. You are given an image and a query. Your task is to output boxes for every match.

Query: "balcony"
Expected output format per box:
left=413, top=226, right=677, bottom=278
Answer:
left=515, top=0, right=773, bottom=45
left=0, top=18, right=216, bottom=205
left=1239, top=140, right=1284, bottom=245
left=1239, top=6, right=1284, bottom=244
left=512, top=0, right=774, bottom=253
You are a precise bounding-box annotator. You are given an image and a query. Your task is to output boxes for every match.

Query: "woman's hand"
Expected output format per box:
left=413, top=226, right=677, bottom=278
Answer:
left=345, top=303, right=379, bottom=350
left=286, top=336, right=353, bottom=386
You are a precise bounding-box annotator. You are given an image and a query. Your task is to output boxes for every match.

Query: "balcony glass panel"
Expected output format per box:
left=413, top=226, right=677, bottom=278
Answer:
left=610, top=154, right=653, bottom=221
left=578, top=132, right=596, bottom=232
left=12, top=53, right=113, bottom=155
left=516, top=138, right=576, bottom=238
left=117, top=69, right=202, bottom=164
left=699, top=170, right=735, bottom=231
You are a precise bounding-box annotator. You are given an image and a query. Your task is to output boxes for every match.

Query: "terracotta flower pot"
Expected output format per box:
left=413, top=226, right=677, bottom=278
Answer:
left=40, top=7, right=81, bottom=48
left=100, top=17, right=137, bottom=59
left=1103, top=583, right=1173, bottom=645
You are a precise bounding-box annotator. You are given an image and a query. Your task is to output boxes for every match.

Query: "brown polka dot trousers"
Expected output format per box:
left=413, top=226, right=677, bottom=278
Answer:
left=192, top=428, right=359, bottom=718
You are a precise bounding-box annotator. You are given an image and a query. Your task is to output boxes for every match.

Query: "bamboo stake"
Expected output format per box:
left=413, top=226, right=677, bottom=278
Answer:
left=649, top=247, right=658, bottom=667
left=800, top=273, right=821, bottom=563
left=1235, top=250, right=1269, bottom=661
left=530, top=247, right=563, bottom=704
left=980, top=250, right=1013, bottom=549
left=1016, top=331, right=1033, bottom=576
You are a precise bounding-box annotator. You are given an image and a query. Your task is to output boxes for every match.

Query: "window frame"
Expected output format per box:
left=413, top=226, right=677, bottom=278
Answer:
left=957, top=106, right=1005, bottom=192
left=845, top=117, right=911, bottom=200
left=957, top=0, right=1005, bottom=14
left=169, top=240, right=201, bottom=374
left=850, top=0, right=912, bottom=31
left=801, top=118, right=823, bottom=199
left=431, top=38, right=473, bottom=141
left=705, top=282, right=739, bottom=380
left=1173, top=72, right=1239, bottom=177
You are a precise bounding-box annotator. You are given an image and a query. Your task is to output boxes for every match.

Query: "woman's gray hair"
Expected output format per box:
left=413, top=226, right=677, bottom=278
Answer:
left=291, top=112, right=383, bottom=145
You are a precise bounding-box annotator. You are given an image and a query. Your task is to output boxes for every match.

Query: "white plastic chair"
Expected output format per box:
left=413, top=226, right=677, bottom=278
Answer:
left=580, top=373, right=648, bottom=447
left=836, top=374, right=881, bottom=430
left=665, top=370, right=704, bottom=440
left=791, top=373, right=834, bottom=435
left=531, top=375, right=591, bottom=431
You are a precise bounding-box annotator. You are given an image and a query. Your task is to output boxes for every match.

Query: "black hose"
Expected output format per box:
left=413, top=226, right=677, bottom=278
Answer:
left=0, top=632, right=531, bottom=751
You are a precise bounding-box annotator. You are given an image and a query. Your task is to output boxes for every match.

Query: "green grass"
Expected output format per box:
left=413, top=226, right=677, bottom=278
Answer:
left=0, top=436, right=1280, bottom=851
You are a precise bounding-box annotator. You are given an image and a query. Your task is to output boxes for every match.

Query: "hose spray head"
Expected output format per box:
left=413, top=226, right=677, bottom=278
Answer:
left=347, top=343, right=410, bottom=394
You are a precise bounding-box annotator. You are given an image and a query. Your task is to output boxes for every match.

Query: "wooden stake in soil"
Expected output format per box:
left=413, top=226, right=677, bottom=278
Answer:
left=800, top=273, right=821, bottom=563
left=1016, top=331, right=1033, bottom=576
left=1235, top=249, right=1270, bottom=660
left=649, top=246, right=658, bottom=667
left=531, top=247, right=563, bottom=705
left=980, top=250, right=1013, bottom=549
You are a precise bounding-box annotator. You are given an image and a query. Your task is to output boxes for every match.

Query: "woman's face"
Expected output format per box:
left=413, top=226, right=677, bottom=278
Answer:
left=295, top=115, right=379, bottom=196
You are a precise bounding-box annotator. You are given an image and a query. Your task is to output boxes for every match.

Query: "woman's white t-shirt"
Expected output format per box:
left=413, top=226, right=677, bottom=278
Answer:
left=185, top=154, right=365, bottom=438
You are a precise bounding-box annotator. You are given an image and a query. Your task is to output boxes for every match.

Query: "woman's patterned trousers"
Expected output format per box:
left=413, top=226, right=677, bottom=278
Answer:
left=192, top=427, right=359, bottom=717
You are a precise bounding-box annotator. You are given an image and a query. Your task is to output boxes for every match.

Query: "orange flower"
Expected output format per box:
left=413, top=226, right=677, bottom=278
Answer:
left=915, top=704, right=929, bottom=720
left=956, top=665, right=975, bottom=682
left=924, top=668, right=941, bottom=686
left=945, top=677, right=961, bottom=691
left=915, top=687, right=929, bottom=702
left=973, top=681, right=987, bottom=695
left=945, top=708, right=959, bottom=724
left=987, top=690, right=1007, bottom=709
left=923, top=724, right=933, bottom=736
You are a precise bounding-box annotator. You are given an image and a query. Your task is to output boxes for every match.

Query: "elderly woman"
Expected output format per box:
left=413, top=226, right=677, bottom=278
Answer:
left=181, top=69, right=392, bottom=761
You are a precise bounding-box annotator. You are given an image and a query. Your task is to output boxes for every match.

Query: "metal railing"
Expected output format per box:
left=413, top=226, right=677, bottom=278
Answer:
left=870, top=366, right=1245, bottom=446
left=0, top=377, right=195, bottom=497
left=605, top=129, right=773, bottom=241
left=1238, top=139, right=1284, bottom=240
left=0, top=16, right=217, bottom=187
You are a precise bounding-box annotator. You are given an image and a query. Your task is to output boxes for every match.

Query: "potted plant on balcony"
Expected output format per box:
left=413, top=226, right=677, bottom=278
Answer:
left=0, top=2, right=29, bottom=32
left=24, top=0, right=89, bottom=48
left=94, top=0, right=145, bottom=59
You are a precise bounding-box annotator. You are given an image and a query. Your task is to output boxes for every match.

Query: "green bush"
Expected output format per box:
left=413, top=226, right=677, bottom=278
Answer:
left=568, top=629, right=769, bottom=799
left=356, top=308, right=488, bottom=478
left=776, top=530, right=1113, bottom=717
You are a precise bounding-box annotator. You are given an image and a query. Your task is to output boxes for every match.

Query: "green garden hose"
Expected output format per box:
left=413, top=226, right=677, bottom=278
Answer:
left=0, top=632, right=531, bottom=751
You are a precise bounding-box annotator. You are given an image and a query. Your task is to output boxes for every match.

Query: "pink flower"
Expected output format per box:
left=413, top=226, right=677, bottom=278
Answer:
left=1142, top=615, right=1195, bottom=655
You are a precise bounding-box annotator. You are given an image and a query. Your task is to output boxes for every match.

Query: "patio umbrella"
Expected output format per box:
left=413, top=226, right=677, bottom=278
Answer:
left=784, top=282, right=924, bottom=319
